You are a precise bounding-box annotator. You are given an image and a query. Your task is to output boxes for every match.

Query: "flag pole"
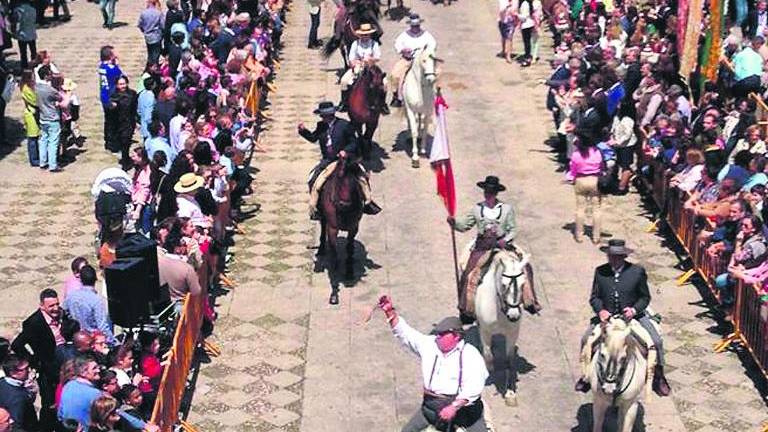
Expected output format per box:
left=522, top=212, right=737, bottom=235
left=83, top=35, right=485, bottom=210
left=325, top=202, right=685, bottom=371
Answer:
left=450, top=226, right=461, bottom=295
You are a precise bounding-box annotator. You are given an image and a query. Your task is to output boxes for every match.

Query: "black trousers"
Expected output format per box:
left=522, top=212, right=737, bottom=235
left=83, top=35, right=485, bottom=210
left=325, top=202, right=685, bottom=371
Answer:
left=18, top=40, right=37, bottom=69
left=147, top=42, right=162, bottom=65
left=731, top=75, right=762, bottom=98
left=308, top=11, right=321, bottom=46
left=521, top=27, right=533, bottom=59
left=38, top=373, right=57, bottom=432
left=103, top=104, right=117, bottom=151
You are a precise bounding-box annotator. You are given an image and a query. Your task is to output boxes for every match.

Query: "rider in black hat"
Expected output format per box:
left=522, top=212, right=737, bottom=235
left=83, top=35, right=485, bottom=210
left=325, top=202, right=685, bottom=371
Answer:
left=298, top=101, right=381, bottom=220
left=448, top=176, right=517, bottom=322
left=575, top=239, right=671, bottom=396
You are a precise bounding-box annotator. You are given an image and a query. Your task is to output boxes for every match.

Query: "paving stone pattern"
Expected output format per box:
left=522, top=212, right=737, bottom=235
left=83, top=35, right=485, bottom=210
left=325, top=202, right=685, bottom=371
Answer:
left=0, top=1, right=767, bottom=431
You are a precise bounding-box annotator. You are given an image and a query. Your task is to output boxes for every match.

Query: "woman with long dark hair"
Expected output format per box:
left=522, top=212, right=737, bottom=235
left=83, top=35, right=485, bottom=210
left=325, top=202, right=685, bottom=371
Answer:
left=107, top=75, right=138, bottom=169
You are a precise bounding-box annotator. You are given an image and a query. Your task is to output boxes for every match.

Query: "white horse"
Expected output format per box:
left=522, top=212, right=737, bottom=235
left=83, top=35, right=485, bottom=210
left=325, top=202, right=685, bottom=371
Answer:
left=402, top=45, right=437, bottom=168
left=589, top=318, right=648, bottom=432
left=475, top=251, right=530, bottom=407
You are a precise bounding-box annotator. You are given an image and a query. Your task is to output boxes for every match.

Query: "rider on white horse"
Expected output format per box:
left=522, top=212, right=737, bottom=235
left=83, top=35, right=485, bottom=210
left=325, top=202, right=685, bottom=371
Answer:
left=575, top=239, right=671, bottom=397
left=390, top=13, right=437, bottom=107
left=448, top=176, right=518, bottom=323
left=378, top=295, right=490, bottom=432
left=337, top=23, right=389, bottom=114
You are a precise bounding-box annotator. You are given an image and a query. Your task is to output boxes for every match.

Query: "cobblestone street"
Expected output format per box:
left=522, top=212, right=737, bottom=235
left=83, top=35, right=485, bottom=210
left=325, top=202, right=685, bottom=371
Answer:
left=0, top=1, right=766, bottom=431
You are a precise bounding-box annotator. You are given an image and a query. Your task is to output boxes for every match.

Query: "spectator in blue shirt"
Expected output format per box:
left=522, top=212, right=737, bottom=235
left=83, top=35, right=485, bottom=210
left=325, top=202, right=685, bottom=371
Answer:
left=58, top=355, right=103, bottom=429
left=731, top=36, right=766, bottom=98
left=62, top=265, right=115, bottom=346
left=145, top=120, right=175, bottom=172
left=138, top=0, right=165, bottom=66
left=137, top=77, right=157, bottom=141
left=98, top=46, right=123, bottom=152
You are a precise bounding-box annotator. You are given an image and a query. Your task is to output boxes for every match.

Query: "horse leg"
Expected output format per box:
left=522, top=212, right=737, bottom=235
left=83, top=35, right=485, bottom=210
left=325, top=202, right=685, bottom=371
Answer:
left=592, top=395, right=609, bottom=432
left=504, top=344, right=518, bottom=407
left=405, top=107, right=419, bottom=167
left=317, top=217, right=327, bottom=257
left=618, top=402, right=639, bottom=432
left=326, top=225, right=339, bottom=270
left=345, top=225, right=357, bottom=281
left=363, top=117, right=378, bottom=160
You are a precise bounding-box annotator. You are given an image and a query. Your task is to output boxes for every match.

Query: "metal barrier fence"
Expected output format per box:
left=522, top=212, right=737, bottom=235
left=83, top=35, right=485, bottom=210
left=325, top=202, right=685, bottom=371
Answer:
left=148, top=76, right=267, bottom=431
left=642, top=158, right=768, bottom=381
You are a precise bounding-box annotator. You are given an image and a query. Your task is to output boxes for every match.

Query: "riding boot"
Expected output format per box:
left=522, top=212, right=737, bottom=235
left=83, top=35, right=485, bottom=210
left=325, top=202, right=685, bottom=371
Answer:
left=652, top=365, right=671, bottom=396
left=338, top=89, right=350, bottom=112
left=363, top=200, right=382, bottom=215
left=574, top=377, right=591, bottom=393
left=380, top=92, right=390, bottom=115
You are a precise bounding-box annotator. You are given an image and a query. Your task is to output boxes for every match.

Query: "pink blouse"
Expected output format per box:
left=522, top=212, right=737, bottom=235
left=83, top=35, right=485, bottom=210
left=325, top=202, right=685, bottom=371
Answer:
left=132, top=165, right=152, bottom=205
left=566, top=146, right=603, bottom=182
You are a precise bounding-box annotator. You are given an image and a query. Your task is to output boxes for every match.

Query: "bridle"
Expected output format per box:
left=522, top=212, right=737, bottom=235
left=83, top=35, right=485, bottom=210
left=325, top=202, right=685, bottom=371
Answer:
left=595, top=319, right=637, bottom=405
left=497, top=258, right=524, bottom=321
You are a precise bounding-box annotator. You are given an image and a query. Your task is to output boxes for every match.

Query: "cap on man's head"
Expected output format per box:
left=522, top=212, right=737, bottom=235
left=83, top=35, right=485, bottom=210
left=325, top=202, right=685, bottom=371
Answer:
left=432, top=316, right=464, bottom=335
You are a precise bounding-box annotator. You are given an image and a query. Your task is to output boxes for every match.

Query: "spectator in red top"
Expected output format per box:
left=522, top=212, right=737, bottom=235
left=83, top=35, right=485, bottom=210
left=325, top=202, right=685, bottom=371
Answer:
left=137, top=332, right=162, bottom=415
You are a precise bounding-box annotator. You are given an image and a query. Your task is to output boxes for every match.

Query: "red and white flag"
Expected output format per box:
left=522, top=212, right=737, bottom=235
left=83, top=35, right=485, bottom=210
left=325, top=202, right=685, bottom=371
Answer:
left=429, top=94, right=457, bottom=217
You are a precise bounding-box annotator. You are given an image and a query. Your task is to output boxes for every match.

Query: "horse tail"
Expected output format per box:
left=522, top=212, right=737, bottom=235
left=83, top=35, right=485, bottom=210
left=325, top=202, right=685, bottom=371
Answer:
left=322, top=36, right=342, bottom=59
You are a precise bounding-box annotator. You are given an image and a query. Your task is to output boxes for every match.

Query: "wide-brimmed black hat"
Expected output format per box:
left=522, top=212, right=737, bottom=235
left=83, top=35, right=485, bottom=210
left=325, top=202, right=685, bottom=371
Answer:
left=432, top=316, right=464, bottom=335
left=477, top=175, right=506, bottom=193
left=600, top=239, right=633, bottom=255
left=313, top=101, right=337, bottom=116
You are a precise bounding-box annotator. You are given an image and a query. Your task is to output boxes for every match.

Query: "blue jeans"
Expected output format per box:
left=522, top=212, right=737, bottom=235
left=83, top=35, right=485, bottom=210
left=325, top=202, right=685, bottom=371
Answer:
left=38, top=121, right=61, bottom=170
left=27, top=136, right=39, bottom=166
left=100, top=0, right=116, bottom=26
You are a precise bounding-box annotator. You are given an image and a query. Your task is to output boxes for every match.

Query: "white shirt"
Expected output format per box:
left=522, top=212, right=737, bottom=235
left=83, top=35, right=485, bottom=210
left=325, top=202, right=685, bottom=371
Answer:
left=349, top=38, right=381, bottom=63
left=394, top=29, right=437, bottom=56
left=111, top=367, right=132, bottom=387
left=393, top=318, right=488, bottom=403
left=176, top=194, right=210, bottom=228
left=169, top=114, right=186, bottom=154
left=518, top=0, right=541, bottom=29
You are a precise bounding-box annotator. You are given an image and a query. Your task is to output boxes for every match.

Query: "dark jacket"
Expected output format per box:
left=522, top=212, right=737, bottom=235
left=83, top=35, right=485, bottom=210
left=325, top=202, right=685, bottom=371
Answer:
left=0, top=379, right=38, bottom=431
left=743, top=9, right=768, bottom=39
left=211, top=28, right=235, bottom=63
left=589, top=262, right=651, bottom=316
left=11, top=310, right=75, bottom=380
left=298, top=117, right=358, bottom=161
left=108, top=89, right=138, bottom=138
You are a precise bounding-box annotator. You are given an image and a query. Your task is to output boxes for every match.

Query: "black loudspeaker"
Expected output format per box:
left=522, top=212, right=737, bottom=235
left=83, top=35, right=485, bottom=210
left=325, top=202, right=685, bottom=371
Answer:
left=106, top=258, right=152, bottom=328
left=115, top=233, right=160, bottom=300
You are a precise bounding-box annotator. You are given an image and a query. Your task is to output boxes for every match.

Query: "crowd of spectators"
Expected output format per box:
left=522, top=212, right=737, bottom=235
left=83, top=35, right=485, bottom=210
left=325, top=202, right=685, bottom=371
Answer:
left=0, top=0, right=285, bottom=430
left=543, top=0, right=768, bottom=320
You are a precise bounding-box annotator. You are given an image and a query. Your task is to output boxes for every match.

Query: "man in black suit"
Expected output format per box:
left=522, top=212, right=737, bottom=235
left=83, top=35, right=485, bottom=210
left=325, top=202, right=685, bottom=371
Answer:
left=11, top=289, right=77, bottom=432
left=744, top=0, right=768, bottom=39
left=298, top=101, right=380, bottom=219
left=0, top=355, right=39, bottom=431
left=575, top=239, right=671, bottom=396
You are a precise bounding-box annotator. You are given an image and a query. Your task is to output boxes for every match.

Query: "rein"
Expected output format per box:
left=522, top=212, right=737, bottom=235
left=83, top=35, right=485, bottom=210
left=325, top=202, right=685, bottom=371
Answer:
left=595, top=333, right=638, bottom=405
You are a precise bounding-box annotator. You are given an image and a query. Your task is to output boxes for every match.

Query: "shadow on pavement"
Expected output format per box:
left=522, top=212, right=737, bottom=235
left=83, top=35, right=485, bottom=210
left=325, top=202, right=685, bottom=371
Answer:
left=571, top=402, right=646, bottom=432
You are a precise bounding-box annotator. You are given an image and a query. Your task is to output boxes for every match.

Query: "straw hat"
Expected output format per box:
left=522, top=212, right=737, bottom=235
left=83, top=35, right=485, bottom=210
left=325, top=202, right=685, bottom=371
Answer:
left=174, top=173, right=204, bottom=194
left=62, top=78, right=77, bottom=92
left=355, top=23, right=376, bottom=36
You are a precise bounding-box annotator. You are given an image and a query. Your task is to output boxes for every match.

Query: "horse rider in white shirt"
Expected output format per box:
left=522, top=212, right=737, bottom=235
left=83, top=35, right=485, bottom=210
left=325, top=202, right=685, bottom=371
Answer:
left=338, top=23, right=388, bottom=114
left=378, top=295, right=489, bottom=432
left=390, top=13, right=437, bottom=107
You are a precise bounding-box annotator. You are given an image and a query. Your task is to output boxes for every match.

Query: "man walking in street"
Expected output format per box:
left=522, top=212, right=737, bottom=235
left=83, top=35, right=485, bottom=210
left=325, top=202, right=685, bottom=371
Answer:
left=307, top=0, right=323, bottom=49
left=98, top=46, right=123, bottom=152
left=12, top=0, right=37, bottom=70
left=378, top=295, right=488, bottom=431
left=138, top=0, right=165, bottom=66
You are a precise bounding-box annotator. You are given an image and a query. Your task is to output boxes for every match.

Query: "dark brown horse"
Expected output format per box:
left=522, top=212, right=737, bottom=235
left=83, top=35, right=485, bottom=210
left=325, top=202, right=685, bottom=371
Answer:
left=318, top=158, right=364, bottom=303
left=322, top=0, right=383, bottom=69
left=348, top=65, right=386, bottom=159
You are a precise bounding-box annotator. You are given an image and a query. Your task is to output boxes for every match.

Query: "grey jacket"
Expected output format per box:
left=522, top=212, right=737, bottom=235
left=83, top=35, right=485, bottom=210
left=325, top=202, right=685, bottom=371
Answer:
left=12, top=3, right=36, bottom=42
left=35, top=82, right=61, bottom=122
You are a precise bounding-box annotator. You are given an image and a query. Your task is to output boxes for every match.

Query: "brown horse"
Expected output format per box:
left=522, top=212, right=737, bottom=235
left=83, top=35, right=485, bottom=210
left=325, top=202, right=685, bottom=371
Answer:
left=318, top=158, right=364, bottom=303
left=322, top=0, right=383, bottom=69
left=348, top=65, right=386, bottom=159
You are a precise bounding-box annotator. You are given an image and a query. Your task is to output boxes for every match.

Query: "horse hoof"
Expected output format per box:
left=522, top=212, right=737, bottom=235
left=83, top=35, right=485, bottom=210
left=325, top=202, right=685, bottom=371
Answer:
left=504, top=394, right=518, bottom=407
left=329, top=292, right=339, bottom=305
left=411, top=160, right=420, bottom=168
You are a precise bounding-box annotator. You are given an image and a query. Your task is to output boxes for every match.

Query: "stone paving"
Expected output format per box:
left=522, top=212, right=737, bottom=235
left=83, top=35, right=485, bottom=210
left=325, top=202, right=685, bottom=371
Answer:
left=0, top=1, right=766, bottom=431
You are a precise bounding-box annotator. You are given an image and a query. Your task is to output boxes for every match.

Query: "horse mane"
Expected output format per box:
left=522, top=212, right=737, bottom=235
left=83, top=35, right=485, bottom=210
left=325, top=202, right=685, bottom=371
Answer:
left=603, top=319, right=632, bottom=356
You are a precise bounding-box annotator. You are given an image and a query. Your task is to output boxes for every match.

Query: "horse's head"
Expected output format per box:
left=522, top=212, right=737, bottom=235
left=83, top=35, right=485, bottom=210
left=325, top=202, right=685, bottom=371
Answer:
left=410, top=46, right=437, bottom=85
left=494, top=251, right=529, bottom=322
left=595, top=317, right=633, bottom=395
